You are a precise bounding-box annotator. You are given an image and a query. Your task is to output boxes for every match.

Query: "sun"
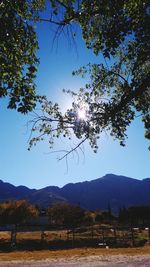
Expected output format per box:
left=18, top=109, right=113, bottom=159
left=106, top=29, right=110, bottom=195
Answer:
left=77, top=109, right=86, bottom=120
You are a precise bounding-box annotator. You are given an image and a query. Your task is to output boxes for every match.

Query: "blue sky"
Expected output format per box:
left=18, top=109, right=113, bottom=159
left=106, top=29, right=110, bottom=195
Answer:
left=0, top=18, right=149, bottom=189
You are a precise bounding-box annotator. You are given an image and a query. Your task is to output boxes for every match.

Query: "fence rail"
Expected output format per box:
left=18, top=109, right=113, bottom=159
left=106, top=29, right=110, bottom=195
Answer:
left=0, top=225, right=150, bottom=249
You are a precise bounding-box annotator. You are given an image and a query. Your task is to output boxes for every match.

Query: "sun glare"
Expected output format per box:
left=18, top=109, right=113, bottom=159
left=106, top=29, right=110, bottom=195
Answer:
left=77, top=109, right=86, bottom=120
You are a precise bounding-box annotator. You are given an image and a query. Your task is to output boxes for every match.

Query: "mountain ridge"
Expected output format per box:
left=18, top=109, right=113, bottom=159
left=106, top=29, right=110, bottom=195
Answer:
left=0, top=174, right=150, bottom=212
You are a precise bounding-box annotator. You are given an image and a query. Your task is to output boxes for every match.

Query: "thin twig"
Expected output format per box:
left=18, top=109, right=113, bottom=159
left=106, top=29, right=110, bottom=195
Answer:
left=59, top=137, right=87, bottom=161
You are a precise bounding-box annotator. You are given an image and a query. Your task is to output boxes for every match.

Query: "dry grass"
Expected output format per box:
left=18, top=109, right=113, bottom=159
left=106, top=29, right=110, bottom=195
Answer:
left=17, top=231, right=41, bottom=241
left=0, top=232, right=10, bottom=241
left=0, top=247, right=150, bottom=261
left=0, top=227, right=149, bottom=242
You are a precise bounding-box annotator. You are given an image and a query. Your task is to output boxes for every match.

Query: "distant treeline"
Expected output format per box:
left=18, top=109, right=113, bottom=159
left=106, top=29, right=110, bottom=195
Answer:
left=0, top=200, right=150, bottom=227
left=119, top=206, right=150, bottom=225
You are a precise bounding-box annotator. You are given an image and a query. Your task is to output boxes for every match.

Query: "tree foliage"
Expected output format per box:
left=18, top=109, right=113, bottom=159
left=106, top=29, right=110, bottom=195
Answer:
left=1, top=1, right=149, bottom=153
left=0, top=200, right=38, bottom=225
left=119, top=206, right=150, bottom=225
left=28, top=0, right=150, bottom=156
left=0, top=0, right=46, bottom=113
left=47, top=202, right=85, bottom=227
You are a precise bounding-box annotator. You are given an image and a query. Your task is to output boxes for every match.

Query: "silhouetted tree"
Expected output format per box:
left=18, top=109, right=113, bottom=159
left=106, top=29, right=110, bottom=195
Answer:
left=28, top=0, right=150, bottom=157
left=0, top=1, right=47, bottom=113
left=1, top=1, right=149, bottom=154
left=0, top=200, right=38, bottom=225
left=47, top=203, right=85, bottom=227
left=119, top=206, right=150, bottom=226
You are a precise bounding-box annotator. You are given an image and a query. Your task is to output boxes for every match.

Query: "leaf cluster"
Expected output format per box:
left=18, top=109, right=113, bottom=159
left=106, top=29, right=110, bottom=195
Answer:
left=29, top=0, right=149, bottom=154
left=0, top=0, right=46, bottom=112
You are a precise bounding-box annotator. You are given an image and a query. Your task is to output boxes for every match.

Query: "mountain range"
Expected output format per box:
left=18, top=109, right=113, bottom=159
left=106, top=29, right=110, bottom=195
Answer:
left=0, top=174, right=150, bottom=213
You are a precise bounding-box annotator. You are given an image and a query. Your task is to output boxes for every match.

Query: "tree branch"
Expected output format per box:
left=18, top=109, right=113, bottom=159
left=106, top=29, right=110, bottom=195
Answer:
left=39, top=18, right=67, bottom=26
left=58, top=136, right=88, bottom=161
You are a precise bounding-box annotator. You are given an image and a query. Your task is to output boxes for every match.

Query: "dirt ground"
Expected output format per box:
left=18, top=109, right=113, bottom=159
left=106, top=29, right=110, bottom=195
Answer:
left=0, top=254, right=150, bottom=267
left=0, top=248, right=150, bottom=267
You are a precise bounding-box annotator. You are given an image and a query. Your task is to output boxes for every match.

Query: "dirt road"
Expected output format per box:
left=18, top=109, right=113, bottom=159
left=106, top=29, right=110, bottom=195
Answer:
left=1, top=254, right=150, bottom=267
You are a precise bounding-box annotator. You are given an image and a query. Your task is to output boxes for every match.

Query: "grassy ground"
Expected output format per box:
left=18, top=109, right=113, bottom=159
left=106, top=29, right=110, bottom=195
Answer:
left=0, top=247, right=150, bottom=261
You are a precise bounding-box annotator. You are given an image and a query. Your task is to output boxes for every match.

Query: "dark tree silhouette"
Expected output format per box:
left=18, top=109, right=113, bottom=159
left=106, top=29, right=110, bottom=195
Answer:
left=1, top=1, right=149, bottom=154
left=47, top=203, right=85, bottom=227
left=28, top=0, right=150, bottom=157
left=0, top=200, right=38, bottom=225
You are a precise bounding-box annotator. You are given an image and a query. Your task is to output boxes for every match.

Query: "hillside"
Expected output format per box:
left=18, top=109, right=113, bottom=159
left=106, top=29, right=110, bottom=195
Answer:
left=0, top=174, right=150, bottom=212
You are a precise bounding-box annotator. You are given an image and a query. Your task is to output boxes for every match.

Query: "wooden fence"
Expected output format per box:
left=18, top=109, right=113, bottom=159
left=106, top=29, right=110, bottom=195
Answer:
left=0, top=225, right=150, bottom=249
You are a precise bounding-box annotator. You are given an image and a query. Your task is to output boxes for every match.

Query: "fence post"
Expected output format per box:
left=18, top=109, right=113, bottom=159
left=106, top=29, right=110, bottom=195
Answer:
left=10, top=229, right=16, bottom=249
left=91, top=225, right=94, bottom=239
left=113, top=228, right=117, bottom=246
left=131, top=227, right=134, bottom=247
left=67, top=230, right=69, bottom=241
left=102, top=228, right=105, bottom=243
left=72, top=228, right=75, bottom=247
left=41, top=230, right=45, bottom=242
left=41, top=230, right=47, bottom=248
left=148, top=227, right=150, bottom=245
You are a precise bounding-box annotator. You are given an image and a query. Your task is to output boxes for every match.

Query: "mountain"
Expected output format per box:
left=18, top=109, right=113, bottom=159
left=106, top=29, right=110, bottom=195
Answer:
left=0, top=179, right=35, bottom=201
left=0, top=174, right=150, bottom=212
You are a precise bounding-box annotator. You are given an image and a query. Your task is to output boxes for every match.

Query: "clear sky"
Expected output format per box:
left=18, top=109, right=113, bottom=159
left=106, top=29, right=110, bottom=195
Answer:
left=0, top=18, right=149, bottom=189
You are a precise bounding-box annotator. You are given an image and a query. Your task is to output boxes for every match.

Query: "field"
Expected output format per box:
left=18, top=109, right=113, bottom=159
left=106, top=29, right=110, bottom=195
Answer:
left=0, top=229, right=150, bottom=266
left=0, top=225, right=149, bottom=251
